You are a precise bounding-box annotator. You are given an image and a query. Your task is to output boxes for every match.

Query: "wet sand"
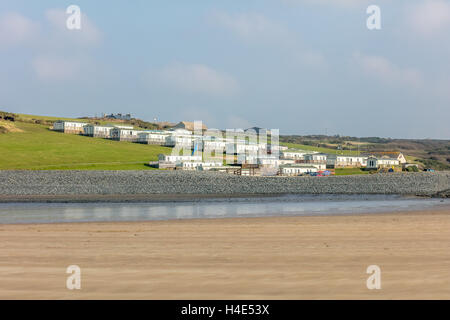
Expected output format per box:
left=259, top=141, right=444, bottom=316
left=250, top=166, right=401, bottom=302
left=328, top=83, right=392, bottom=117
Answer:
left=1, top=208, right=450, bottom=299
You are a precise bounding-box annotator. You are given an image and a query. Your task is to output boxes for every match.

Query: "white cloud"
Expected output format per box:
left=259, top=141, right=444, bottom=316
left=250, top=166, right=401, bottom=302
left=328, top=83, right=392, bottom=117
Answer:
left=212, top=11, right=326, bottom=69
left=406, top=0, right=450, bottom=36
left=45, top=8, right=102, bottom=46
left=295, top=51, right=327, bottom=69
left=1, top=9, right=103, bottom=81
left=32, top=55, right=81, bottom=81
left=157, top=63, right=238, bottom=96
left=282, top=0, right=370, bottom=7
left=212, top=11, right=292, bottom=43
left=0, top=12, right=40, bottom=47
left=354, top=53, right=423, bottom=88
left=0, top=9, right=101, bottom=50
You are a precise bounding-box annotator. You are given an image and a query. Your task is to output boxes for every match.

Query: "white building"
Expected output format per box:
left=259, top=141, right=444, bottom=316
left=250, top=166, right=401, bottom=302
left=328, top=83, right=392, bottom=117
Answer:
left=164, top=129, right=200, bottom=148
left=199, top=161, right=224, bottom=169
left=202, top=136, right=227, bottom=152
left=366, top=156, right=400, bottom=169
left=177, top=161, right=223, bottom=171
left=158, top=154, right=202, bottom=163
left=363, top=152, right=406, bottom=164
left=326, top=154, right=367, bottom=168
left=173, top=121, right=208, bottom=131
left=198, top=164, right=228, bottom=172
left=226, top=141, right=262, bottom=155
left=168, top=128, right=192, bottom=135
left=279, top=159, right=295, bottom=166
left=304, top=153, right=327, bottom=163
left=110, top=127, right=142, bottom=142
left=176, top=161, right=203, bottom=170
left=280, top=164, right=318, bottom=176
left=257, top=156, right=282, bottom=168
left=53, top=121, right=86, bottom=134
left=137, top=131, right=170, bottom=145
left=281, top=150, right=317, bottom=160
left=165, top=135, right=194, bottom=148
left=83, top=125, right=115, bottom=138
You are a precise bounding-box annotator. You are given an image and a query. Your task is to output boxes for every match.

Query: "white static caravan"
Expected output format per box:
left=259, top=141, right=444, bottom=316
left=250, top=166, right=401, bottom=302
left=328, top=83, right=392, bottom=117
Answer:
left=279, top=159, right=295, bottom=166
left=164, top=129, right=200, bottom=149
left=83, top=124, right=115, bottom=138
left=280, top=164, right=318, bottom=176
left=158, top=154, right=202, bottom=163
left=53, top=121, right=86, bottom=134
left=177, top=161, right=224, bottom=171
left=257, top=156, right=282, bottom=168
left=326, top=155, right=367, bottom=168
left=197, top=162, right=225, bottom=171
left=176, top=161, right=203, bottom=170
left=362, top=152, right=406, bottom=165
left=225, top=142, right=262, bottom=156
left=202, top=136, right=227, bottom=152
left=110, top=127, right=141, bottom=142
left=165, top=135, right=194, bottom=148
left=281, top=150, right=316, bottom=160
left=137, top=131, right=170, bottom=145
left=366, top=156, right=400, bottom=170
left=268, top=145, right=288, bottom=153
left=303, top=153, right=328, bottom=163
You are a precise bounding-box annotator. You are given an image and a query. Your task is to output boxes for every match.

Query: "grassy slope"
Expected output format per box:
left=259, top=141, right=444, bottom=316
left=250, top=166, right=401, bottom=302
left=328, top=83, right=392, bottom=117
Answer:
left=0, top=122, right=171, bottom=170
left=280, top=142, right=361, bottom=155
left=334, top=168, right=370, bottom=176
left=17, top=113, right=124, bottom=127
left=17, top=113, right=89, bottom=122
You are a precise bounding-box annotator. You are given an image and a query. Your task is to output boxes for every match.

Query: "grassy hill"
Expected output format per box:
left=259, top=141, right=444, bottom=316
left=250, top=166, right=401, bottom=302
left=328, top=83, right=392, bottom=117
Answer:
left=281, top=135, right=450, bottom=170
left=1, top=111, right=449, bottom=171
left=280, top=142, right=361, bottom=156
left=0, top=121, right=171, bottom=170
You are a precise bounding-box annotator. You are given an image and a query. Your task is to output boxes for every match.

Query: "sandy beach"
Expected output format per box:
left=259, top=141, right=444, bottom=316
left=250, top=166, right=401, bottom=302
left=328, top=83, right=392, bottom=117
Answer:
left=1, top=208, right=450, bottom=299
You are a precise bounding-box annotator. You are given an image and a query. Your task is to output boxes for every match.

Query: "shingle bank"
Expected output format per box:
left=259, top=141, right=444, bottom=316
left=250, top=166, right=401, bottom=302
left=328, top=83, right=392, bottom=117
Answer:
left=0, top=171, right=449, bottom=202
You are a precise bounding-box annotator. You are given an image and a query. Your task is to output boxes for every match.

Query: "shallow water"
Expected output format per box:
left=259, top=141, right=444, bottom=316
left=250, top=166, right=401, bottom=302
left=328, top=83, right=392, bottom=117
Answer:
left=0, top=194, right=448, bottom=224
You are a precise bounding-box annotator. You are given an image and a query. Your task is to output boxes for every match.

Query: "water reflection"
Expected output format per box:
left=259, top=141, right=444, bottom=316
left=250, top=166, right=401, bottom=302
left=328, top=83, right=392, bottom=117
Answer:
left=0, top=195, right=447, bottom=224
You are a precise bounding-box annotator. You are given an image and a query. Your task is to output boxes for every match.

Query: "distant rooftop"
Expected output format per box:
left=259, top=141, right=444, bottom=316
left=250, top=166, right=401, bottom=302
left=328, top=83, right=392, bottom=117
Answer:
left=173, top=121, right=208, bottom=131
left=103, top=113, right=132, bottom=120
left=280, top=163, right=318, bottom=168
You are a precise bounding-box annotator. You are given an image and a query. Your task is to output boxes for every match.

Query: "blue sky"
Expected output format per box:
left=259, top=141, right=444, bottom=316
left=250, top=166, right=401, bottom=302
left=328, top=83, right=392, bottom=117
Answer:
left=0, top=0, right=449, bottom=138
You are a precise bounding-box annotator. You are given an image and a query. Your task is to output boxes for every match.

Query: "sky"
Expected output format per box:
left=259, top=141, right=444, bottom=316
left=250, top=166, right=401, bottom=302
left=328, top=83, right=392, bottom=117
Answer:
left=0, top=0, right=449, bottom=139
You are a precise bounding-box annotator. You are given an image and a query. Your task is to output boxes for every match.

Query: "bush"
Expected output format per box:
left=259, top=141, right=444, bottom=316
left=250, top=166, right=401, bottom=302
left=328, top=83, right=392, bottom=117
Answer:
left=406, top=166, right=419, bottom=172
left=0, top=111, right=16, bottom=122
left=417, top=158, right=450, bottom=170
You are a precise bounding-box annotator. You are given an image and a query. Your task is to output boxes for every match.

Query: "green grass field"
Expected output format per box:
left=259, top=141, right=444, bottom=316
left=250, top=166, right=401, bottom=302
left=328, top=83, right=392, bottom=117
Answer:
left=334, top=168, right=370, bottom=176
left=280, top=142, right=361, bottom=156
left=0, top=122, right=171, bottom=170
left=0, top=115, right=415, bottom=173
left=17, top=113, right=90, bottom=122
left=16, top=113, right=124, bottom=127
